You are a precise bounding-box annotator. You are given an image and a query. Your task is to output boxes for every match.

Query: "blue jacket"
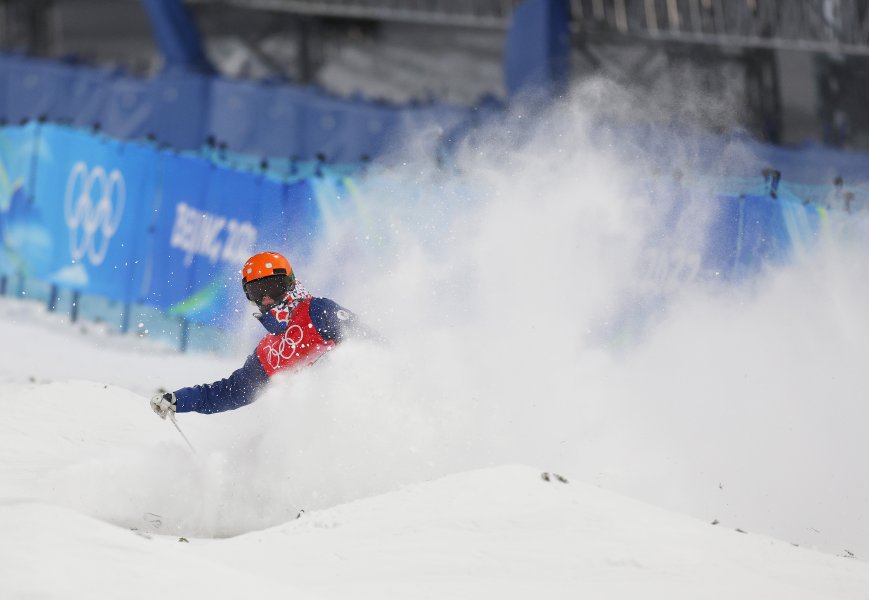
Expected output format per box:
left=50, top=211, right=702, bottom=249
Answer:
left=173, top=297, right=361, bottom=414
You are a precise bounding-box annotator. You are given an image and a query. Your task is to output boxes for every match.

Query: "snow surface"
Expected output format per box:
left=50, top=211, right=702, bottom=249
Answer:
left=4, top=84, right=869, bottom=597
left=2, top=345, right=869, bottom=599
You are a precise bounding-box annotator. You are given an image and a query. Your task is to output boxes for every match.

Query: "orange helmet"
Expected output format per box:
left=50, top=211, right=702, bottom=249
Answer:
left=241, top=251, right=292, bottom=284
left=241, top=252, right=296, bottom=309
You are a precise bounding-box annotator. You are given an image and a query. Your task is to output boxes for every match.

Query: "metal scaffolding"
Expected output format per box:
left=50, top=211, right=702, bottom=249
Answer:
left=184, top=0, right=524, bottom=29
left=183, top=1, right=869, bottom=53
left=570, top=0, right=869, bottom=56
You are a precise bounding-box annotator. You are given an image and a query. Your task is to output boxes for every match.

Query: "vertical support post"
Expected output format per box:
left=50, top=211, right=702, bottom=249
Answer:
left=298, top=16, right=313, bottom=83
left=70, top=290, right=81, bottom=323
left=592, top=0, right=604, bottom=19
left=644, top=0, right=658, bottom=32
left=744, top=48, right=782, bottom=143
left=47, top=284, right=59, bottom=312
left=179, top=318, right=190, bottom=352
left=666, top=0, right=681, bottom=30
left=762, top=168, right=781, bottom=199
left=614, top=0, right=628, bottom=32
left=0, top=275, right=7, bottom=296
left=139, top=0, right=213, bottom=72
left=504, top=0, right=570, bottom=98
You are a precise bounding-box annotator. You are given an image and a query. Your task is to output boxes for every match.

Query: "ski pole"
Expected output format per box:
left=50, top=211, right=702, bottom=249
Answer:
left=168, top=412, right=199, bottom=456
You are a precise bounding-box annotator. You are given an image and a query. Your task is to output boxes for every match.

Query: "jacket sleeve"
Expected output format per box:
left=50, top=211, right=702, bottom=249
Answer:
left=173, top=353, right=269, bottom=414
left=255, top=309, right=288, bottom=334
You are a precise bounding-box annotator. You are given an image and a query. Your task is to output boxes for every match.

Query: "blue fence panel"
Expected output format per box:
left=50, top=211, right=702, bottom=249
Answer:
left=269, top=94, right=402, bottom=165
left=69, top=67, right=114, bottom=130
left=251, top=85, right=308, bottom=159
left=0, top=53, right=478, bottom=163
left=702, top=195, right=744, bottom=278
left=29, top=125, right=157, bottom=301
left=736, top=194, right=790, bottom=272
left=701, top=191, right=826, bottom=281
left=3, top=58, right=79, bottom=124
left=0, top=55, right=11, bottom=121
left=301, top=93, right=385, bottom=163
left=149, top=71, right=210, bottom=149
left=754, top=142, right=869, bottom=186
left=101, top=75, right=157, bottom=141
left=207, top=78, right=266, bottom=154
left=338, top=101, right=401, bottom=162
left=778, top=187, right=825, bottom=246
left=208, top=81, right=405, bottom=163
left=101, top=72, right=209, bottom=148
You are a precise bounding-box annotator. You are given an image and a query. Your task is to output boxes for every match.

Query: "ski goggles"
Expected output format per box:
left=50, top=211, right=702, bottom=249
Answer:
left=243, top=274, right=292, bottom=306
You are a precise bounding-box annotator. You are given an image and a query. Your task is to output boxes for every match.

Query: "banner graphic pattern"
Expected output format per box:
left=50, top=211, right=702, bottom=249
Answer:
left=0, top=123, right=350, bottom=325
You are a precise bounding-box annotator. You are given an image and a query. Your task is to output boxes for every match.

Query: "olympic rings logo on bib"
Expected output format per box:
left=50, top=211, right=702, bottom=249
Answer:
left=263, top=324, right=305, bottom=370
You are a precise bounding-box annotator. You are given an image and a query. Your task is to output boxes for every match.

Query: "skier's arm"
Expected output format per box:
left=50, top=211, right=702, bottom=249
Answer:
left=172, top=353, right=269, bottom=414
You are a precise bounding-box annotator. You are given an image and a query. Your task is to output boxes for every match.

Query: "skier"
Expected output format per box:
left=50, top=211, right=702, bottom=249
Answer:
left=150, top=251, right=368, bottom=418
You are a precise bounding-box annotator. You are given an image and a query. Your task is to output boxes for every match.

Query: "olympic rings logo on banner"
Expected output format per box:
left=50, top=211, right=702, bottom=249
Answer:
left=264, top=324, right=305, bottom=370
left=63, top=162, right=126, bottom=266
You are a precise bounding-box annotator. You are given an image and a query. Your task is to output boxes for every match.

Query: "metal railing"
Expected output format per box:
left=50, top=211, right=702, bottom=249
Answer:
left=185, top=0, right=523, bottom=28
left=569, top=0, right=869, bottom=55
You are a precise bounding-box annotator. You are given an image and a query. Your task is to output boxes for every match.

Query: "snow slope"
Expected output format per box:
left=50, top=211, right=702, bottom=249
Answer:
left=2, top=300, right=869, bottom=598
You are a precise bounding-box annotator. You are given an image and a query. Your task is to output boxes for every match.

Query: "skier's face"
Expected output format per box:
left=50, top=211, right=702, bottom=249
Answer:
left=244, top=275, right=289, bottom=310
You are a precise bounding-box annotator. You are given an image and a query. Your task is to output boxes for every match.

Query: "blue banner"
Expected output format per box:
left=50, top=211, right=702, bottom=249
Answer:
left=29, top=126, right=158, bottom=301
left=702, top=192, right=826, bottom=279
left=142, top=155, right=241, bottom=323
left=0, top=123, right=340, bottom=325
left=141, top=156, right=326, bottom=325
left=0, top=122, right=837, bottom=333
